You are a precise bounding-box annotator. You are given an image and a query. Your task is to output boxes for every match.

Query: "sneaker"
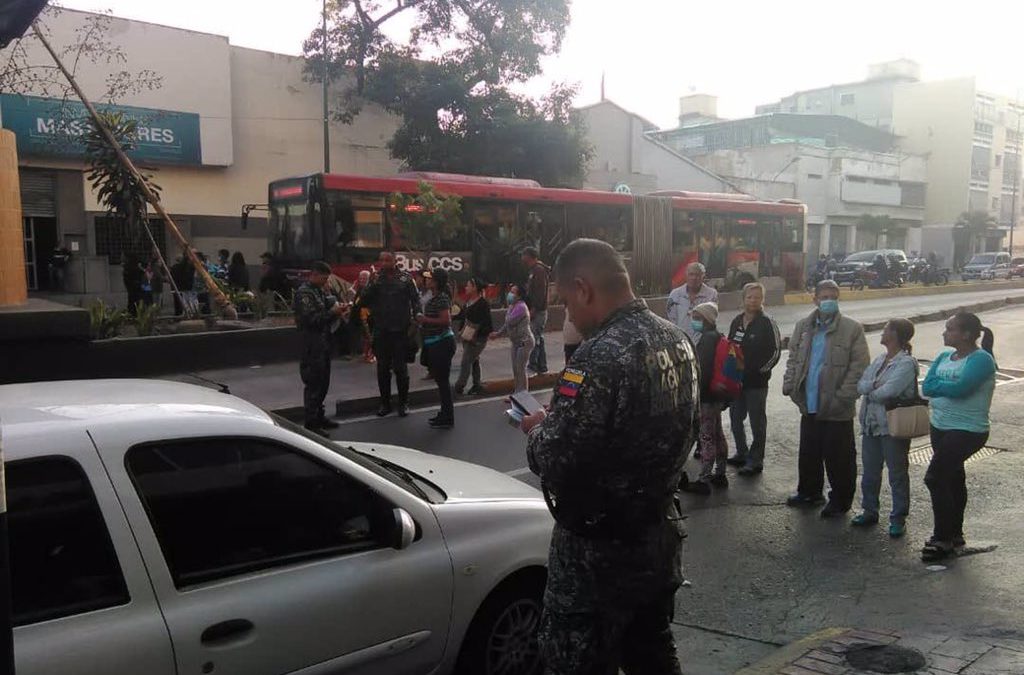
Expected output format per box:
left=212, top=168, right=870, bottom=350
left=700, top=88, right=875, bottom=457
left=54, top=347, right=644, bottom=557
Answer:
left=429, top=417, right=454, bottom=429
left=376, top=405, right=392, bottom=417
left=681, top=480, right=712, bottom=496
left=710, top=474, right=729, bottom=489
left=317, top=418, right=340, bottom=430
left=397, top=404, right=409, bottom=418
left=738, top=465, right=763, bottom=476
left=851, top=513, right=879, bottom=527
left=786, top=493, right=825, bottom=508
left=889, top=523, right=906, bottom=538
left=726, top=455, right=747, bottom=467
left=467, top=385, right=485, bottom=396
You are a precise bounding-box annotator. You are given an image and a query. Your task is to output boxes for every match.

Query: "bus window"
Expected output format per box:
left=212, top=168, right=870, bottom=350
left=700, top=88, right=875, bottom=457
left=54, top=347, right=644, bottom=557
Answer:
left=269, top=200, right=321, bottom=261
left=672, top=211, right=697, bottom=254
left=324, top=192, right=387, bottom=253
left=567, top=205, right=632, bottom=252
left=469, top=202, right=519, bottom=284
left=519, top=204, right=566, bottom=262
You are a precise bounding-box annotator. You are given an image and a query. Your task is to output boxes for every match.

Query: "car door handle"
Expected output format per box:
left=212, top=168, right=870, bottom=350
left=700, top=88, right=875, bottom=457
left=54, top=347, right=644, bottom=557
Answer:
left=201, top=619, right=254, bottom=646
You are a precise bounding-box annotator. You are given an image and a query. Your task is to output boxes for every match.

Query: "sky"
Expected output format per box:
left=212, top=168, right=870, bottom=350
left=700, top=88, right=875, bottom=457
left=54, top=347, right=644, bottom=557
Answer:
left=56, top=0, right=1024, bottom=129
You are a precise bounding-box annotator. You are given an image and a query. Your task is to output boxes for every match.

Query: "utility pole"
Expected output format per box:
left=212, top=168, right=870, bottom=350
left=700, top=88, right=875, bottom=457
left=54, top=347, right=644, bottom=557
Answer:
left=1011, top=94, right=1021, bottom=255
left=322, top=0, right=331, bottom=173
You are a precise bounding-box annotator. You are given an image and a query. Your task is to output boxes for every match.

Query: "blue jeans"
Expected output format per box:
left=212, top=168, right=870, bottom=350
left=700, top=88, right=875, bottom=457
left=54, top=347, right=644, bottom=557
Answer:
left=860, top=434, right=911, bottom=524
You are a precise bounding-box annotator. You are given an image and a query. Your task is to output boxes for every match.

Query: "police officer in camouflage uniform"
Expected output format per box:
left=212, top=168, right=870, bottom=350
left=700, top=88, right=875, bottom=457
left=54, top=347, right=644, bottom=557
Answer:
left=294, top=261, right=347, bottom=434
left=521, top=238, right=698, bottom=675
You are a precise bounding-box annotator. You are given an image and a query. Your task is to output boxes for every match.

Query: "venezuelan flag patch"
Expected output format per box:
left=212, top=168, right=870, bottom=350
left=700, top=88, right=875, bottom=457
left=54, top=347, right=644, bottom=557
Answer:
left=558, top=368, right=586, bottom=398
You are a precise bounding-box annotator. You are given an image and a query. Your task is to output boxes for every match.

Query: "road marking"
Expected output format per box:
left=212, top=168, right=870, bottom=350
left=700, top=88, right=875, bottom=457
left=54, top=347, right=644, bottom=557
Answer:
left=335, top=393, right=525, bottom=425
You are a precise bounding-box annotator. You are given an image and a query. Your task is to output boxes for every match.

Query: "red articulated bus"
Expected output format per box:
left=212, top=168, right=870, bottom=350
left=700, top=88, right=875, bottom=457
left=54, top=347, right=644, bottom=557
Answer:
left=264, top=171, right=807, bottom=295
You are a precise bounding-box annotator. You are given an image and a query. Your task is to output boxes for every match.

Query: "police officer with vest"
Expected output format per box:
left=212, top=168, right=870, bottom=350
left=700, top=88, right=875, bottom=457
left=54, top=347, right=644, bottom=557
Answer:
left=520, top=238, right=698, bottom=675
left=294, top=261, right=347, bottom=434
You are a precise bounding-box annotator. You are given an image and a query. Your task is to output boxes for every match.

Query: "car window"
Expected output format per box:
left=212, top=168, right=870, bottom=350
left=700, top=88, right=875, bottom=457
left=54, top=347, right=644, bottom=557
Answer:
left=8, top=457, right=130, bottom=626
left=968, top=254, right=996, bottom=265
left=844, top=251, right=877, bottom=262
left=127, top=438, right=395, bottom=589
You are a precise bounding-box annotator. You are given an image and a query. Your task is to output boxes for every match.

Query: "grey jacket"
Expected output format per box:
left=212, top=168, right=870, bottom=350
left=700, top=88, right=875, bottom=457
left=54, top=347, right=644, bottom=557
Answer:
left=782, top=309, right=870, bottom=421
left=495, top=302, right=535, bottom=347
left=857, top=351, right=919, bottom=436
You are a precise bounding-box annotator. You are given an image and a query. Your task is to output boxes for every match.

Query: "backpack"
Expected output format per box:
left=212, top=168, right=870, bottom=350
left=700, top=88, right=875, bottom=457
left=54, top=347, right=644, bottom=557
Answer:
left=710, top=336, right=744, bottom=400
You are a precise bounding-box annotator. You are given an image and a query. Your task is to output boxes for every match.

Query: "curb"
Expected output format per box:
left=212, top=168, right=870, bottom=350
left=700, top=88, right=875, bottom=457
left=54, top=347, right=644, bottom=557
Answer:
left=779, top=293, right=1024, bottom=350
left=734, top=627, right=850, bottom=675
left=784, top=279, right=1024, bottom=305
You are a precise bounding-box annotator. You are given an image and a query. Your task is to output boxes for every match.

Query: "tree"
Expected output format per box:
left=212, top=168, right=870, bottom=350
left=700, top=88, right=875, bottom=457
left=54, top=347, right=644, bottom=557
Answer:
left=957, top=210, right=998, bottom=231
left=83, top=110, right=162, bottom=258
left=303, top=0, right=591, bottom=187
left=387, top=181, right=462, bottom=252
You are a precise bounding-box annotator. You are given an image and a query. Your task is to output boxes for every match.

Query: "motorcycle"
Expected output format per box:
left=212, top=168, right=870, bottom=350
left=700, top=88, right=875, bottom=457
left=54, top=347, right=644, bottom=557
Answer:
left=908, top=258, right=949, bottom=286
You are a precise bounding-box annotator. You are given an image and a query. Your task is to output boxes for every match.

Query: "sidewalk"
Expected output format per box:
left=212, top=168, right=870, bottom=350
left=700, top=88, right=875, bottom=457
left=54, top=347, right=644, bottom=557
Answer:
left=170, top=331, right=567, bottom=417
left=738, top=626, right=1024, bottom=674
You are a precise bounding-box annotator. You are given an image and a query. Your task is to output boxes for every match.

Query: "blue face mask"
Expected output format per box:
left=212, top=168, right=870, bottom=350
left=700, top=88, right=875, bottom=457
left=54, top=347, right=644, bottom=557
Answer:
left=507, top=292, right=517, bottom=305
left=819, top=299, right=839, bottom=316
left=690, top=319, right=706, bottom=333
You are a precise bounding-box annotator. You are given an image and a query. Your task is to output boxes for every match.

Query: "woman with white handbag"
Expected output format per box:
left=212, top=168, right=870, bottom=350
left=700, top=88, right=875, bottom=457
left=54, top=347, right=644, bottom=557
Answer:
left=454, top=277, right=493, bottom=396
left=853, top=319, right=920, bottom=537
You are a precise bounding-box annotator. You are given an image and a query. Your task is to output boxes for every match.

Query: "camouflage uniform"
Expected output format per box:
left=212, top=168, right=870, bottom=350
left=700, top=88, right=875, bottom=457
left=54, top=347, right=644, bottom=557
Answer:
left=294, top=281, right=336, bottom=427
left=527, top=299, right=698, bottom=675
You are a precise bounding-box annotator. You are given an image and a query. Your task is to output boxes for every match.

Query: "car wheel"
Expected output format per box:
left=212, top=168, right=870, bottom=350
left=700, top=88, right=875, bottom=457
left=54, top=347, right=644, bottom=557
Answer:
left=456, top=576, right=545, bottom=675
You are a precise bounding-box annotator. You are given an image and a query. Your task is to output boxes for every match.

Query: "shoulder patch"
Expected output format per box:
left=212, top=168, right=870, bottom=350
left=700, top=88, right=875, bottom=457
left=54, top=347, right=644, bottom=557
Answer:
left=558, top=367, right=586, bottom=397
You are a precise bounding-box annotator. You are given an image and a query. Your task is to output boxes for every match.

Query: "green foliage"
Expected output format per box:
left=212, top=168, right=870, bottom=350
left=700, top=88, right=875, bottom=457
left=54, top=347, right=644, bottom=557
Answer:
left=303, top=0, right=590, bottom=187
left=132, top=301, right=160, bottom=337
left=83, top=110, right=162, bottom=254
left=88, top=300, right=125, bottom=339
left=957, top=210, right=998, bottom=230
left=387, top=181, right=463, bottom=251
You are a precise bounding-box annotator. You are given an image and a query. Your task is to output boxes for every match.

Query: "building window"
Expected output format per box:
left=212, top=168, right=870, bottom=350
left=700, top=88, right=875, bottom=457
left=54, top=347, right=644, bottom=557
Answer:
left=974, top=121, right=994, bottom=135
left=807, top=173, right=823, bottom=180
left=996, top=154, right=1002, bottom=167
left=8, top=457, right=130, bottom=626
left=840, top=93, right=856, bottom=106
left=972, top=145, right=992, bottom=181
left=993, top=197, right=1000, bottom=211
left=94, top=216, right=167, bottom=266
left=847, top=176, right=867, bottom=183
left=1003, top=153, right=1019, bottom=186
left=901, top=182, right=926, bottom=207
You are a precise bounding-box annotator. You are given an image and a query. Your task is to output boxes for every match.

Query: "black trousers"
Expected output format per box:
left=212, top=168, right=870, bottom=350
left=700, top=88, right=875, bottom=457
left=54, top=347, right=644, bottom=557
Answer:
left=540, top=589, right=682, bottom=675
left=374, top=331, right=410, bottom=405
left=925, top=426, right=988, bottom=542
left=797, top=415, right=857, bottom=510
left=426, top=336, right=456, bottom=420
left=300, top=349, right=331, bottom=427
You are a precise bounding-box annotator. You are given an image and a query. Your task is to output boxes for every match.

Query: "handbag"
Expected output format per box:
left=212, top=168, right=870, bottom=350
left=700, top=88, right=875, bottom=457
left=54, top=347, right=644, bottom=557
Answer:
left=884, top=362, right=929, bottom=439
left=460, top=321, right=478, bottom=342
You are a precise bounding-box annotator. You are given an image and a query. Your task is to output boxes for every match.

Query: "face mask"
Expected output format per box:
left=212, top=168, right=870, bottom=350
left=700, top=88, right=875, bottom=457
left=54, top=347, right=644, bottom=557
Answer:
left=819, top=299, right=839, bottom=316
left=690, top=319, right=705, bottom=333
left=507, top=292, right=517, bottom=305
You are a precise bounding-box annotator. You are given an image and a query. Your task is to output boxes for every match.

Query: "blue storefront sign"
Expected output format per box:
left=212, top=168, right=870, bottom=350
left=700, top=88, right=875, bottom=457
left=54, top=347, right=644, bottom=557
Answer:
left=0, top=93, right=202, bottom=165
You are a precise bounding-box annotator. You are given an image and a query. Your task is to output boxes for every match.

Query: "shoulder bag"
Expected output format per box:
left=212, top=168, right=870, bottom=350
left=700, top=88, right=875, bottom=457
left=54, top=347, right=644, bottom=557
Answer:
left=885, top=361, right=930, bottom=439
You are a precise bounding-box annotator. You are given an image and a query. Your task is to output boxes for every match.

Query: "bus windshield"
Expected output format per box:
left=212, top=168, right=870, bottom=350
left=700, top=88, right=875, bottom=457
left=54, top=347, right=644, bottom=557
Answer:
left=269, top=200, right=322, bottom=261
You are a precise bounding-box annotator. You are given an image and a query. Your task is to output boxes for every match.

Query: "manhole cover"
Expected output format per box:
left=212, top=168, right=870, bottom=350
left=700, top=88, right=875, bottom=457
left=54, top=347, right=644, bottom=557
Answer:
left=845, top=643, right=927, bottom=673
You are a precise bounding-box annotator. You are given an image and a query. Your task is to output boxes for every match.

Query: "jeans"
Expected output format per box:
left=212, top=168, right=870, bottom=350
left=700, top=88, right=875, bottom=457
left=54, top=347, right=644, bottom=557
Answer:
left=797, top=415, right=857, bottom=510
left=426, top=336, right=456, bottom=421
left=729, top=387, right=769, bottom=467
left=860, top=434, right=911, bottom=524
left=512, top=339, right=533, bottom=392
left=698, top=403, right=729, bottom=482
left=454, top=339, right=486, bottom=392
left=373, top=331, right=410, bottom=406
left=924, top=426, right=988, bottom=542
left=528, top=309, right=548, bottom=372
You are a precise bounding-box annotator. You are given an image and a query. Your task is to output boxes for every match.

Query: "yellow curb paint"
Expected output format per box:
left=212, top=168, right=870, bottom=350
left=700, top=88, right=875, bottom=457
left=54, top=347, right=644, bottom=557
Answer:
left=784, top=279, right=1024, bottom=305
left=734, top=627, right=851, bottom=675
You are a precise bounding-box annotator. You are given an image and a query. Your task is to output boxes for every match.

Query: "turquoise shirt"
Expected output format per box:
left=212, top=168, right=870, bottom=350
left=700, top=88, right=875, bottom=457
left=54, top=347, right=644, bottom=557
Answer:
left=805, top=319, right=830, bottom=414
left=922, top=349, right=996, bottom=433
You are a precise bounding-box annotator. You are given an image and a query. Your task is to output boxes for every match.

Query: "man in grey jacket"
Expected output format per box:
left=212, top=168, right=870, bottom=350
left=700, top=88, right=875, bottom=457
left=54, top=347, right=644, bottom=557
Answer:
left=782, top=280, right=870, bottom=517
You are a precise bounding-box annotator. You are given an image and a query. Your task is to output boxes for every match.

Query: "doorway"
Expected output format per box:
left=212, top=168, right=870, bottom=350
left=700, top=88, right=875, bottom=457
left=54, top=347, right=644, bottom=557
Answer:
left=23, top=216, right=58, bottom=291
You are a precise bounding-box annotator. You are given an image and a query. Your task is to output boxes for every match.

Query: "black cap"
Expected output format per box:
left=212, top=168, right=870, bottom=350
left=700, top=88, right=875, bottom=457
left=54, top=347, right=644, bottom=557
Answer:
left=312, top=261, right=332, bottom=275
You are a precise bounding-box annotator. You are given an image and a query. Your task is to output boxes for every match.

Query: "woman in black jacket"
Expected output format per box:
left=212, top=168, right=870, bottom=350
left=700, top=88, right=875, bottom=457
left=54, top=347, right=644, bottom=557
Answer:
left=228, top=251, right=250, bottom=291
left=454, top=277, right=493, bottom=395
left=726, top=283, right=782, bottom=475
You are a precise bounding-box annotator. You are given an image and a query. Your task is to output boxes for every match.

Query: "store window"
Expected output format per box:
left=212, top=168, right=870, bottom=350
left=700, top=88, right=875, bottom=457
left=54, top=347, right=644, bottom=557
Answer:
left=94, top=216, right=167, bottom=265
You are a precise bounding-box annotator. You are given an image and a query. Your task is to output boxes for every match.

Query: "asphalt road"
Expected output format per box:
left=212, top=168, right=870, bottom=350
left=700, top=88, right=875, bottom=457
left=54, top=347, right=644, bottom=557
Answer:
left=326, top=304, right=1024, bottom=674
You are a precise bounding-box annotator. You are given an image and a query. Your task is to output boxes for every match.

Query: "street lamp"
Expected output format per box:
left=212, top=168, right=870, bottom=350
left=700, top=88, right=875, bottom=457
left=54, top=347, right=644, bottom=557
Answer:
left=322, top=0, right=331, bottom=173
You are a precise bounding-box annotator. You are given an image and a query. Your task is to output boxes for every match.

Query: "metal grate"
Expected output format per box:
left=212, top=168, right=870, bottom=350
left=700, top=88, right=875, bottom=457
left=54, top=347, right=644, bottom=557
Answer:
left=908, top=445, right=1007, bottom=466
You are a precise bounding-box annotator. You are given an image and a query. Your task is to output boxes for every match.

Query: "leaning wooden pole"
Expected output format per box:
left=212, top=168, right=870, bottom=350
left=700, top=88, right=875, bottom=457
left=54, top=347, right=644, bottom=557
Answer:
left=30, top=22, right=237, bottom=319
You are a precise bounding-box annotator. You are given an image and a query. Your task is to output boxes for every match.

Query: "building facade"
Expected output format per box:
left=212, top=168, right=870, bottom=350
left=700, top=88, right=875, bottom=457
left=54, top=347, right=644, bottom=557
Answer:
left=651, top=114, right=928, bottom=264
left=2, top=9, right=401, bottom=298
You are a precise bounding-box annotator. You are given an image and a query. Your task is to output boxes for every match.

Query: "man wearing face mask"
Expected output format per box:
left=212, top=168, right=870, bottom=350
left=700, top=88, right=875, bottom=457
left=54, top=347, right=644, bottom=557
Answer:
left=783, top=280, right=870, bottom=518
left=518, top=238, right=697, bottom=675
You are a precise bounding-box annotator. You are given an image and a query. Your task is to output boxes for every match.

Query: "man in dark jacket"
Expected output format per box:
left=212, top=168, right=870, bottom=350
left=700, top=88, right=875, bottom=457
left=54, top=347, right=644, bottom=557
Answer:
left=726, top=283, right=782, bottom=475
left=356, top=251, right=421, bottom=417
left=294, top=261, right=347, bottom=433
left=522, top=247, right=550, bottom=374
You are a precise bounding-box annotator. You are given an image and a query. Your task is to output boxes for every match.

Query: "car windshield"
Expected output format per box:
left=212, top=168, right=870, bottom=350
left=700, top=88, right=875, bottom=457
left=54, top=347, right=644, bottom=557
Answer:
left=968, top=254, right=996, bottom=265
left=844, top=252, right=878, bottom=263
left=271, top=413, right=446, bottom=503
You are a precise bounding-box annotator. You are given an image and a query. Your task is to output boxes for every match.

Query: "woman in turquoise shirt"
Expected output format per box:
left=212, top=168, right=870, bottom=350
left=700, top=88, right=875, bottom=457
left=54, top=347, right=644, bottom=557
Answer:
left=920, top=312, right=996, bottom=562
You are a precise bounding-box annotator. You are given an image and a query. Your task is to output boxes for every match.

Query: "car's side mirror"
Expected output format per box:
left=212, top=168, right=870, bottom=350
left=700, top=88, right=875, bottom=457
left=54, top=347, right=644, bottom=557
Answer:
left=391, top=508, right=417, bottom=550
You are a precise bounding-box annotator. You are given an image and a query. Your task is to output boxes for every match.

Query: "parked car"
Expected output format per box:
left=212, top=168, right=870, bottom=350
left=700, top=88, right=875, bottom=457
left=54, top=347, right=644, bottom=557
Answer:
left=981, top=263, right=1013, bottom=280
left=833, top=249, right=909, bottom=285
left=0, top=380, right=552, bottom=675
left=961, top=252, right=1012, bottom=280
left=1010, top=257, right=1024, bottom=278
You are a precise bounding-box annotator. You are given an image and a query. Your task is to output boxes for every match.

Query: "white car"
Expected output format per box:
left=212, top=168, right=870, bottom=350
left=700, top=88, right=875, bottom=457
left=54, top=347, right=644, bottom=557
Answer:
left=0, top=379, right=552, bottom=675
